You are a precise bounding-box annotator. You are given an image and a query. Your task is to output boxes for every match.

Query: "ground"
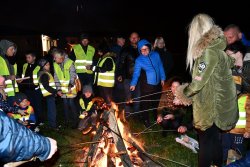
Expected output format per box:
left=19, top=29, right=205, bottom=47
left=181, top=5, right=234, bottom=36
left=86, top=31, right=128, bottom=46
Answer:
left=19, top=111, right=197, bottom=167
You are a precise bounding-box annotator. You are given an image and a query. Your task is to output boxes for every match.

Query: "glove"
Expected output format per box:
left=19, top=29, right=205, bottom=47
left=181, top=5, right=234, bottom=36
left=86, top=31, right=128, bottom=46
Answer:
left=79, top=111, right=88, bottom=119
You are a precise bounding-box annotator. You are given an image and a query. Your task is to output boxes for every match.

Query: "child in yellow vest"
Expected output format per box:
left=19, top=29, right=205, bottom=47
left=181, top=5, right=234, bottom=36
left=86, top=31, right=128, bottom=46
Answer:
left=10, top=93, right=38, bottom=131
left=38, top=59, right=62, bottom=129
left=78, top=85, right=102, bottom=134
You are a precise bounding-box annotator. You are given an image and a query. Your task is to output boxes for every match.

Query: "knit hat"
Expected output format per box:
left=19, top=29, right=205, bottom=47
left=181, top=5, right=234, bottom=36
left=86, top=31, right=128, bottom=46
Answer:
left=97, top=42, right=110, bottom=55
left=38, top=58, right=49, bottom=69
left=82, top=85, right=93, bottom=94
left=80, top=33, right=89, bottom=40
left=14, top=93, right=28, bottom=105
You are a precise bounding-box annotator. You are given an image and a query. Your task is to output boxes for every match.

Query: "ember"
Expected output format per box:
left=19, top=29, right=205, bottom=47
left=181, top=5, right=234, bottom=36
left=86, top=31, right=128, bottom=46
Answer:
left=78, top=102, right=162, bottom=167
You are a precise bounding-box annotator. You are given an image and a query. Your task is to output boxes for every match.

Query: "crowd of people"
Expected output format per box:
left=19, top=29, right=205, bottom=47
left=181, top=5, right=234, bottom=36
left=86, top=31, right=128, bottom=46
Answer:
left=1, top=13, right=250, bottom=166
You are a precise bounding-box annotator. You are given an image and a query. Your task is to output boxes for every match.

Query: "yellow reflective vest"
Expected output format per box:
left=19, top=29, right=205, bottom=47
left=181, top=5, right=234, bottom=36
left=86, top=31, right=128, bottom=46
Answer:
left=79, top=98, right=93, bottom=112
left=39, top=72, right=56, bottom=97
left=73, top=44, right=95, bottom=74
left=94, top=56, right=115, bottom=88
left=235, top=95, right=248, bottom=128
left=22, top=63, right=40, bottom=86
left=0, top=56, right=19, bottom=97
left=54, top=59, right=77, bottom=98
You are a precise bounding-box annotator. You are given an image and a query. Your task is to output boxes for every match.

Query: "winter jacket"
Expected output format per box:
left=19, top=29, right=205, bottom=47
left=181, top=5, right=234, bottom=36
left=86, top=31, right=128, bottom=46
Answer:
left=117, top=45, right=139, bottom=79
left=154, top=47, right=174, bottom=79
left=0, top=110, right=51, bottom=162
left=176, top=26, right=238, bottom=131
left=130, top=39, right=166, bottom=86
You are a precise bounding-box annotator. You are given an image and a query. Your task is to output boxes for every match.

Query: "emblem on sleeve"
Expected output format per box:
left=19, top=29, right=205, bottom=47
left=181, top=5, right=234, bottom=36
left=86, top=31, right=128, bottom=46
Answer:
left=198, top=62, right=206, bottom=73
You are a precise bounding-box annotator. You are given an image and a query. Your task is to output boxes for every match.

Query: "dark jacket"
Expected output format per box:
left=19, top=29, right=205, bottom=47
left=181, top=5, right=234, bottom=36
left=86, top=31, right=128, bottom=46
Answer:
left=117, top=45, right=139, bottom=79
left=38, top=71, right=57, bottom=95
left=0, top=110, right=51, bottom=162
left=131, top=39, right=166, bottom=86
left=21, top=63, right=39, bottom=90
left=154, top=47, right=174, bottom=79
left=226, top=151, right=250, bottom=167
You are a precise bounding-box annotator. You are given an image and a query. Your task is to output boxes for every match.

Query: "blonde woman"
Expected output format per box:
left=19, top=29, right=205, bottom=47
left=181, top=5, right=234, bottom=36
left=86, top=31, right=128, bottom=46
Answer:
left=175, top=14, right=238, bottom=167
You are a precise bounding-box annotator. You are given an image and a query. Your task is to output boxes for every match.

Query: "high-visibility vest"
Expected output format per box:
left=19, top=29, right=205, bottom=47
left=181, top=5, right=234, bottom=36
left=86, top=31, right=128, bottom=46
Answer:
left=94, top=56, right=115, bottom=88
left=53, top=59, right=77, bottom=97
left=0, top=56, right=19, bottom=97
left=73, top=44, right=95, bottom=74
left=235, top=95, right=248, bottom=128
left=79, top=98, right=93, bottom=112
left=11, top=106, right=34, bottom=121
left=22, top=63, right=40, bottom=86
left=39, top=72, right=56, bottom=97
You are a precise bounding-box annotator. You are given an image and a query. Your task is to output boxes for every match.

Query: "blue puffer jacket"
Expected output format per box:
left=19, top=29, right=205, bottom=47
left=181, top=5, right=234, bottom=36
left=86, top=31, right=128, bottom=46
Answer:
left=0, top=110, right=51, bottom=163
left=130, top=39, right=166, bottom=86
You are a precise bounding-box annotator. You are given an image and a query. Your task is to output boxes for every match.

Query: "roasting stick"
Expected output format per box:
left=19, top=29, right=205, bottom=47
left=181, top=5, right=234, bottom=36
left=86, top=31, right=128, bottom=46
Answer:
left=134, top=121, right=158, bottom=137
left=15, top=76, right=30, bottom=81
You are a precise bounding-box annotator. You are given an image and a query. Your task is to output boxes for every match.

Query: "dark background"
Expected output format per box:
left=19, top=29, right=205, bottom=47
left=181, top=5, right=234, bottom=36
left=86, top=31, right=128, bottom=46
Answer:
left=0, top=0, right=250, bottom=77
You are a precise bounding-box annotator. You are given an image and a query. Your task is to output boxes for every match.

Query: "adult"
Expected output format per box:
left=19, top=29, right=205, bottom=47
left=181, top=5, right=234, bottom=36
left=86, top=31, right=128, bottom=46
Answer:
left=87, top=43, right=115, bottom=104
left=70, top=33, right=95, bottom=86
left=117, top=32, right=140, bottom=116
left=0, top=110, right=57, bottom=166
left=175, top=14, right=238, bottom=167
left=53, top=48, right=78, bottom=129
left=0, top=39, right=19, bottom=105
left=130, top=39, right=166, bottom=127
left=153, top=37, right=174, bottom=79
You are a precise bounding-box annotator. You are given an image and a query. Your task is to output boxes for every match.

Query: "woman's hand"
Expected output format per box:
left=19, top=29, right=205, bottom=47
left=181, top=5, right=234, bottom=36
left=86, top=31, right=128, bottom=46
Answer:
left=130, top=86, right=135, bottom=91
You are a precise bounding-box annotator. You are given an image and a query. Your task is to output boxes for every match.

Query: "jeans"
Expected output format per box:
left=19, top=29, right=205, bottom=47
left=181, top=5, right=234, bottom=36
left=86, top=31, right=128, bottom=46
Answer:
left=63, top=98, right=78, bottom=128
left=46, top=95, right=57, bottom=128
left=123, top=79, right=140, bottom=118
left=78, top=73, right=93, bottom=87
left=222, top=133, right=244, bottom=162
left=25, top=89, right=44, bottom=124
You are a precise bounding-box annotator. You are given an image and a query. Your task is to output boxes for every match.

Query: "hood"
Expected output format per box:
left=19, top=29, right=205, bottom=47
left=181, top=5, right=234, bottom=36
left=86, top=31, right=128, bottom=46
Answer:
left=137, top=39, right=152, bottom=54
left=0, top=39, right=17, bottom=56
left=194, top=26, right=225, bottom=59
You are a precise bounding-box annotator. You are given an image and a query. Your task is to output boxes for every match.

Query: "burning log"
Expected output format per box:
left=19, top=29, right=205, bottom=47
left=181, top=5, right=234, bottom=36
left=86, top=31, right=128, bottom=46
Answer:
left=82, top=105, right=164, bottom=167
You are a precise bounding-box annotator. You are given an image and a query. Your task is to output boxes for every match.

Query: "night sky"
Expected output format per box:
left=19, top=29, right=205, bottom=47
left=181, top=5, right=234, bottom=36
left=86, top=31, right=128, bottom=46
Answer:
left=1, top=0, right=250, bottom=77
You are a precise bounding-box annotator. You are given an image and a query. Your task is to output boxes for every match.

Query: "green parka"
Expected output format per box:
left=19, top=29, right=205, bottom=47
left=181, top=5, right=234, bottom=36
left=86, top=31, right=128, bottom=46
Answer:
left=177, top=26, right=238, bottom=131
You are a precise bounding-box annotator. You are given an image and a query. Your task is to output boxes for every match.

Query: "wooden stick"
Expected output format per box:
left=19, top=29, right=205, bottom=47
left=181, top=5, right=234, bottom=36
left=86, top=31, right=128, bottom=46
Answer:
left=16, top=77, right=30, bottom=81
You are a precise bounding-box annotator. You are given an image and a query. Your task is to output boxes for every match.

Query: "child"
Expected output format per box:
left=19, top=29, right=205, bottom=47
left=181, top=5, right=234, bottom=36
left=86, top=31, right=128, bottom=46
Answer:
left=78, top=85, right=99, bottom=134
left=157, top=77, right=186, bottom=136
left=10, top=93, right=37, bottom=131
left=38, top=59, right=61, bottom=129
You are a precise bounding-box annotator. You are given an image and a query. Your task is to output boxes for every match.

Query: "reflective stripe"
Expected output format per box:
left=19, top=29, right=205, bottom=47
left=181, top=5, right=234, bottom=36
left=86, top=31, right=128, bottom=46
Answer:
left=99, top=73, right=115, bottom=77
left=236, top=120, right=246, bottom=126
left=5, top=80, right=12, bottom=84
left=98, top=79, right=115, bottom=83
left=75, top=60, right=92, bottom=64
left=76, top=66, right=87, bottom=70
left=4, top=88, right=14, bottom=92
left=239, top=112, right=246, bottom=118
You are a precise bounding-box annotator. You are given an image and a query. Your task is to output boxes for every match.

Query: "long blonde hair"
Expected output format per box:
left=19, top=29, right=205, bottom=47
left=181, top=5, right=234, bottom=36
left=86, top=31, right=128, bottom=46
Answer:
left=187, top=13, right=215, bottom=71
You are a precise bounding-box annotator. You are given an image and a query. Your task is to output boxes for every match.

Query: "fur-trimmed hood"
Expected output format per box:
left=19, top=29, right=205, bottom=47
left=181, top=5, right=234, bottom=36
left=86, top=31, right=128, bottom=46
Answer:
left=194, top=25, right=226, bottom=59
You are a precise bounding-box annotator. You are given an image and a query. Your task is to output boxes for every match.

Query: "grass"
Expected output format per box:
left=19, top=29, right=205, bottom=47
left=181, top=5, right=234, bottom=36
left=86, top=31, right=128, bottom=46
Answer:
left=20, top=103, right=198, bottom=167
